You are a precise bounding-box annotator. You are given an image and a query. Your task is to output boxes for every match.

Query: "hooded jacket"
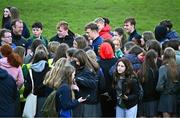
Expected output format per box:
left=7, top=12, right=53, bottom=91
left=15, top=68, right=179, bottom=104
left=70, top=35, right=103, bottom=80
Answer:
left=0, top=57, right=24, bottom=88
left=99, top=24, right=112, bottom=40
left=23, top=60, right=51, bottom=98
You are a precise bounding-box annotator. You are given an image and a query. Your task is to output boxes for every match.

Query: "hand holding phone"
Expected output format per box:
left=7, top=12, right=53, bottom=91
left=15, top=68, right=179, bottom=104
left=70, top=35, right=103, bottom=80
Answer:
left=121, top=95, right=128, bottom=100
left=83, top=94, right=90, bottom=99
left=78, top=97, right=85, bottom=102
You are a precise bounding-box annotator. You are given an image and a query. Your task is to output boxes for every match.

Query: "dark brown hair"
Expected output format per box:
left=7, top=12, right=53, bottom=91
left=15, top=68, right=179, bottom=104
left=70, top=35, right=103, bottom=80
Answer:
left=124, top=17, right=136, bottom=26
left=113, top=57, right=136, bottom=89
left=114, top=27, right=127, bottom=48
left=73, top=49, right=99, bottom=73
left=85, top=22, right=99, bottom=31
left=32, top=50, right=48, bottom=64
left=146, top=40, right=161, bottom=57
left=74, top=36, right=88, bottom=49
left=114, top=57, right=134, bottom=78
left=0, top=28, right=11, bottom=39
left=140, top=50, right=158, bottom=83
left=53, top=43, right=69, bottom=63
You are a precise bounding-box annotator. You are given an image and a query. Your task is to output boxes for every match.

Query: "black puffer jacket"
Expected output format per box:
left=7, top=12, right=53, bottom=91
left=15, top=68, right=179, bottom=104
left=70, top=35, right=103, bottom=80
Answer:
left=75, top=67, right=99, bottom=104
left=116, top=78, right=139, bottom=109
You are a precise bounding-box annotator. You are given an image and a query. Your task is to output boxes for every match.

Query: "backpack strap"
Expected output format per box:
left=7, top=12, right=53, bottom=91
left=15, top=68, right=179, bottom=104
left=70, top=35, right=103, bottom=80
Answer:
left=29, top=69, right=35, bottom=93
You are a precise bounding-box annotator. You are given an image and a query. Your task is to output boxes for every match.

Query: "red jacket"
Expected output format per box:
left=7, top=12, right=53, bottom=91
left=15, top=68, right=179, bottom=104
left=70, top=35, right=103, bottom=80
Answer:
left=99, top=24, right=112, bottom=40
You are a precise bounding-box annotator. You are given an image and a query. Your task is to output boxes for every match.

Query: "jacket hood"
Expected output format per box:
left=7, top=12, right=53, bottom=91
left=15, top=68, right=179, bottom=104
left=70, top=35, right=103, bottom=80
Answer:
left=99, top=25, right=111, bottom=35
left=31, top=60, right=47, bottom=72
left=0, top=57, right=12, bottom=68
left=101, top=24, right=111, bottom=32
left=99, top=24, right=112, bottom=40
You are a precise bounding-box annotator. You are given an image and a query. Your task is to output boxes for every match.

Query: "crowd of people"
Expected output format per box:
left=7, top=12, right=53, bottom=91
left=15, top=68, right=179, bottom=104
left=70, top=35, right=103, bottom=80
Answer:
left=0, top=6, right=180, bottom=117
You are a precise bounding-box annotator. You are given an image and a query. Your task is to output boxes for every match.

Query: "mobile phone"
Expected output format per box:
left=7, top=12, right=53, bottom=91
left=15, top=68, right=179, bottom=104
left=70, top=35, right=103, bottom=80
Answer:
left=84, top=94, right=90, bottom=99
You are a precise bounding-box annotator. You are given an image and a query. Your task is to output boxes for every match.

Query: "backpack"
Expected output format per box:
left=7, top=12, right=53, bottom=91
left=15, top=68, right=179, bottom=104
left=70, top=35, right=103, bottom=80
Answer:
left=41, top=90, right=58, bottom=117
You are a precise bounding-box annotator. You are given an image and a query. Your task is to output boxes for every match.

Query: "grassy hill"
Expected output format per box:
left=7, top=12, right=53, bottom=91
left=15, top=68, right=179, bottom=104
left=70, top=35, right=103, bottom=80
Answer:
left=1, top=0, right=180, bottom=39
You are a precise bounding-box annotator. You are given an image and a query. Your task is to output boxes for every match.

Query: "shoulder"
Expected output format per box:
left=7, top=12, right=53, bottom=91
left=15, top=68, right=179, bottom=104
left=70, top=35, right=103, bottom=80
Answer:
left=17, top=66, right=22, bottom=70
left=131, top=77, right=138, bottom=83
left=97, top=36, right=103, bottom=42
left=50, top=35, right=59, bottom=41
left=60, top=83, right=69, bottom=88
left=159, top=65, right=167, bottom=71
left=65, top=35, right=74, bottom=39
left=57, top=84, right=70, bottom=93
left=78, top=67, right=92, bottom=75
left=0, top=68, right=9, bottom=78
left=28, top=36, right=34, bottom=40
left=0, top=68, right=16, bottom=84
left=42, top=36, right=48, bottom=42
left=21, top=37, right=28, bottom=43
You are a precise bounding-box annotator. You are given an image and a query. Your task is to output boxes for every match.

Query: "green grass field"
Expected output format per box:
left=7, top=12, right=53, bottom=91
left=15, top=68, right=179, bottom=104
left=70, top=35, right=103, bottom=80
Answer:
left=1, top=0, right=180, bottom=39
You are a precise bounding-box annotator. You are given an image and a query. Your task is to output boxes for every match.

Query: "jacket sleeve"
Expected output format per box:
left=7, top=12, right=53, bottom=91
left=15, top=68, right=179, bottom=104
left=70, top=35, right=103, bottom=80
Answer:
left=57, top=85, right=79, bottom=110
left=156, top=66, right=166, bottom=92
left=126, top=79, right=139, bottom=101
left=75, top=71, right=97, bottom=89
left=16, top=66, right=24, bottom=89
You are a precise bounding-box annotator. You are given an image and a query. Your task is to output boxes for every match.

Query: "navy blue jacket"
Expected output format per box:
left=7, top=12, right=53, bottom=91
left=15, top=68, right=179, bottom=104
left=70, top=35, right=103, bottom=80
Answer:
left=123, top=54, right=142, bottom=72
left=92, top=36, right=103, bottom=56
left=12, top=32, right=28, bottom=50
left=75, top=67, right=99, bottom=104
left=56, top=84, right=79, bottom=117
left=0, top=68, right=19, bottom=117
left=166, top=30, right=180, bottom=40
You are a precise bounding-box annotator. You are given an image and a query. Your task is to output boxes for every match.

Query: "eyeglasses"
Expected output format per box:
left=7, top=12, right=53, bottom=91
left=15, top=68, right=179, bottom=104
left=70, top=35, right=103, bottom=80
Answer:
left=4, top=10, right=9, bottom=13
left=1, top=40, right=12, bottom=45
left=4, top=36, right=12, bottom=39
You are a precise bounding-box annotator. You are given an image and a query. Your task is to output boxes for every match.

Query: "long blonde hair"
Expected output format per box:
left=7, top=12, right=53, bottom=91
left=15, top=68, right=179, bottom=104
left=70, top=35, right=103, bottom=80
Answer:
left=43, top=57, right=70, bottom=89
